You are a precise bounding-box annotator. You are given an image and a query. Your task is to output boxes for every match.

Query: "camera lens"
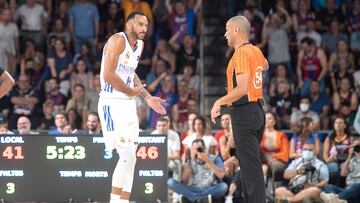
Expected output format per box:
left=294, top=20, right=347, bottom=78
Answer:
left=197, top=147, right=204, bottom=153
left=354, top=145, right=360, bottom=153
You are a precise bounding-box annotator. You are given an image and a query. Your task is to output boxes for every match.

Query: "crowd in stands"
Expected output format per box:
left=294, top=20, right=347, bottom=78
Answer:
left=1, top=0, right=360, bottom=203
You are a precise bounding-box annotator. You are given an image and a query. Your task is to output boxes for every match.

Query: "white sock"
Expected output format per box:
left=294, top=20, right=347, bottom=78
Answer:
left=109, top=194, right=121, bottom=203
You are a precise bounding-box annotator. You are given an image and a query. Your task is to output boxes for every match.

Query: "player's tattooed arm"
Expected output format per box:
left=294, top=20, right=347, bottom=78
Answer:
left=134, top=73, right=151, bottom=99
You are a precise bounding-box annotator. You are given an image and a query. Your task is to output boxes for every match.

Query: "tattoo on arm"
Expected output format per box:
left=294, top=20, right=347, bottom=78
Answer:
left=134, top=74, right=151, bottom=99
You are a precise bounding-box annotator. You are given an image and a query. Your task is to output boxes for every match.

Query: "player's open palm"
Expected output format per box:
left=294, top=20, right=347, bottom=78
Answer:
left=147, top=96, right=166, bottom=115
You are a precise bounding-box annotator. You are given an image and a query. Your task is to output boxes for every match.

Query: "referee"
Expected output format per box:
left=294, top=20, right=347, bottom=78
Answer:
left=211, top=16, right=269, bottom=203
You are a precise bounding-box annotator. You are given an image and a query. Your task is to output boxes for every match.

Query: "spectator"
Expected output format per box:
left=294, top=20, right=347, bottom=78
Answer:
left=176, top=79, right=193, bottom=132
left=186, top=97, right=199, bottom=114
left=260, top=112, right=289, bottom=178
left=152, top=38, right=176, bottom=73
left=0, top=117, right=13, bottom=134
left=136, top=39, right=152, bottom=80
left=349, top=0, right=360, bottom=53
left=214, top=113, right=232, bottom=145
left=16, top=0, right=47, bottom=51
left=316, top=0, right=345, bottom=33
left=70, top=58, right=94, bottom=94
left=38, top=100, right=55, bottom=130
left=0, top=8, right=19, bottom=76
left=152, top=0, right=171, bottom=42
left=72, top=41, right=96, bottom=72
left=332, top=77, right=358, bottom=124
left=218, top=121, right=238, bottom=177
left=67, top=107, right=82, bottom=131
left=323, top=117, right=352, bottom=182
left=321, top=139, right=360, bottom=203
left=45, top=77, right=66, bottom=113
left=297, top=17, right=321, bottom=47
left=100, top=2, right=123, bottom=36
left=242, top=6, right=263, bottom=45
left=165, top=0, right=202, bottom=45
left=308, top=80, right=330, bottom=129
left=275, top=142, right=329, bottom=202
left=170, top=34, right=199, bottom=75
left=84, top=73, right=100, bottom=114
left=322, top=20, right=348, bottom=55
left=289, top=117, right=320, bottom=160
left=69, top=0, right=99, bottom=54
left=182, top=116, right=217, bottom=154
left=8, top=74, right=39, bottom=130
left=259, top=12, right=294, bottom=80
left=63, top=124, right=75, bottom=134
left=152, top=116, right=181, bottom=182
left=290, top=96, right=320, bottom=131
left=66, top=84, right=88, bottom=122
left=167, top=138, right=228, bottom=203
left=146, top=59, right=169, bottom=92
left=296, top=37, right=327, bottom=96
left=47, top=18, right=71, bottom=51
left=180, top=112, right=197, bottom=157
left=81, top=112, right=100, bottom=134
left=50, top=1, right=69, bottom=30
left=148, top=74, right=179, bottom=129
left=46, top=37, right=73, bottom=97
left=21, top=39, right=45, bottom=77
left=48, top=112, right=67, bottom=134
left=176, top=65, right=199, bottom=96
left=292, top=0, right=315, bottom=33
left=268, top=63, right=296, bottom=98
left=270, top=81, right=298, bottom=129
left=17, top=116, right=37, bottom=134
left=329, top=39, right=355, bottom=91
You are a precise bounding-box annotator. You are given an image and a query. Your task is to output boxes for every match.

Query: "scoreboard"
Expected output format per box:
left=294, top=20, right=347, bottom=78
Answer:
left=0, top=134, right=168, bottom=202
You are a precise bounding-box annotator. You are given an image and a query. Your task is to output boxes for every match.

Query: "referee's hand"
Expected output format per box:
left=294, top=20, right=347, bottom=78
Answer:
left=211, top=102, right=221, bottom=124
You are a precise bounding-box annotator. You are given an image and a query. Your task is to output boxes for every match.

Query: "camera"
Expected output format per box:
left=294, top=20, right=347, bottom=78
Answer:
left=303, top=163, right=316, bottom=174
left=197, top=147, right=204, bottom=153
left=354, top=145, right=360, bottom=153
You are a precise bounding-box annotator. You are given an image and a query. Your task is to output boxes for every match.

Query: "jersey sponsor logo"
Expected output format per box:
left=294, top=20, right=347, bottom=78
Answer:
left=118, top=63, right=135, bottom=75
left=253, top=66, right=263, bottom=89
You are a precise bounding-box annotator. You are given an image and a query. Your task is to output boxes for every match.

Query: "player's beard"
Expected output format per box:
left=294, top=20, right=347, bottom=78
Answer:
left=131, top=27, right=146, bottom=40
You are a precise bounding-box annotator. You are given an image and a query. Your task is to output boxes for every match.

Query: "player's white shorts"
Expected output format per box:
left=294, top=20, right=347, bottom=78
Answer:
left=98, top=97, right=139, bottom=150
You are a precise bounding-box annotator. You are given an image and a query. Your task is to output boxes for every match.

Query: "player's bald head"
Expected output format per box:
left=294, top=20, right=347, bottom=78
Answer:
left=227, top=16, right=251, bottom=36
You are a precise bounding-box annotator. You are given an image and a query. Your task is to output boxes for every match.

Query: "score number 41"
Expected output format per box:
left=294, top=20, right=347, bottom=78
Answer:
left=2, top=146, right=24, bottom=159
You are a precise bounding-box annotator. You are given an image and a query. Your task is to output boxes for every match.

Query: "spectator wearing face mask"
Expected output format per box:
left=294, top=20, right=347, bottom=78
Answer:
left=275, top=142, right=329, bottom=202
left=290, top=96, right=320, bottom=131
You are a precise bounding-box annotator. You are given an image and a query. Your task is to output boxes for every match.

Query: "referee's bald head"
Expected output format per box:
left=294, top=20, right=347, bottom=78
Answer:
left=227, top=15, right=251, bottom=37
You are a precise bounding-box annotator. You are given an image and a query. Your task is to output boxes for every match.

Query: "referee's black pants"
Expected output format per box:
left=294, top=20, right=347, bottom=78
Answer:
left=230, top=101, right=266, bottom=203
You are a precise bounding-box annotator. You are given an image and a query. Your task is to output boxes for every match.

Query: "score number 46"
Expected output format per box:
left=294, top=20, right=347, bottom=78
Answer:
left=104, top=146, right=159, bottom=160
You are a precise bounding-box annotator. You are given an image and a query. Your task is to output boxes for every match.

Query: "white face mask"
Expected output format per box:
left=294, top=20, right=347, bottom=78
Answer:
left=300, top=103, right=309, bottom=112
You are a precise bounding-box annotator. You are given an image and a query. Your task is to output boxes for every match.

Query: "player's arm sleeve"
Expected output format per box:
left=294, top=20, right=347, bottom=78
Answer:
left=233, top=50, right=250, bottom=74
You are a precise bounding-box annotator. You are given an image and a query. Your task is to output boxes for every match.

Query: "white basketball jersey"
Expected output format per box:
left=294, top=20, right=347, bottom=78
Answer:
left=100, top=32, right=144, bottom=99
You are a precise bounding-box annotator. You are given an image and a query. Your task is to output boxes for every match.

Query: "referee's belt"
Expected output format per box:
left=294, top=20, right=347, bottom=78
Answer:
left=231, top=95, right=264, bottom=107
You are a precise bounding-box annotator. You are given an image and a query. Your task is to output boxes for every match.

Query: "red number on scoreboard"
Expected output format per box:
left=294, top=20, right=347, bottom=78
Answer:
left=14, top=146, right=24, bottom=159
left=2, top=146, right=24, bottom=160
left=2, top=146, right=14, bottom=159
left=136, top=146, right=159, bottom=160
left=148, top=146, right=159, bottom=160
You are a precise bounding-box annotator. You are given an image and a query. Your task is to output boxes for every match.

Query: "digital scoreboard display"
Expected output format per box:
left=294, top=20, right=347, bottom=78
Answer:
left=0, top=134, right=168, bottom=202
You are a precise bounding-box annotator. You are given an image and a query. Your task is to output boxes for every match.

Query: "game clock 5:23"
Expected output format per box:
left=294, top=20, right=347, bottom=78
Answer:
left=46, top=145, right=86, bottom=160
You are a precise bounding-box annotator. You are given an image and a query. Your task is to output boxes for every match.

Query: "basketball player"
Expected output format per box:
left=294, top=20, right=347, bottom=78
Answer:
left=211, top=16, right=269, bottom=203
left=98, top=11, right=166, bottom=203
left=0, top=67, right=14, bottom=98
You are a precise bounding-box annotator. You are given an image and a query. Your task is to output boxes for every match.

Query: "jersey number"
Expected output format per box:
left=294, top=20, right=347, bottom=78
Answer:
left=253, top=66, right=263, bottom=89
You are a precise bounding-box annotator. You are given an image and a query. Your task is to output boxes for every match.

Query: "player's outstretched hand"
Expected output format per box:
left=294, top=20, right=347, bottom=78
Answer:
left=128, top=84, right=146, bottom=97
left=147, top=96, right=166, bottom=115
